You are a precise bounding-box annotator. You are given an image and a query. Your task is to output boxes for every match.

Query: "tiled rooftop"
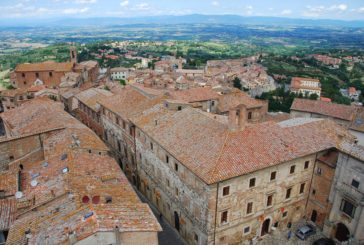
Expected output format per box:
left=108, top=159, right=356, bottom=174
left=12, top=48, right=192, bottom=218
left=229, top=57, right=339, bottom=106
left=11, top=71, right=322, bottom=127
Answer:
left=168, top=87, right=219, bottom=103
left=0, top=98, right=109, bottom=155
left=132, top=105, right=354, bottom=184
left=15, top=61, right=74, bottom=72
left=98, top=85, right=164, bottom=120
left=1, top=98, right=161, bottom=244
left=291, top=98, right=356, bottom=121
left=217, top=89, right=266, bottom=113
left=5, top=152, right=160, bottom=244
left=0, top=199, right=16, bottom=231
left=75, top=88, right=113, bottom=112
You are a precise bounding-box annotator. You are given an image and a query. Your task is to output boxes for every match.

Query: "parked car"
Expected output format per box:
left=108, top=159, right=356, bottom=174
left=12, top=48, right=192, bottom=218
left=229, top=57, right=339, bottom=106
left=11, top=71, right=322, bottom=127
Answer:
left=295, top=224, right=316, bottom=240
left=312, top=238, right=335, bottom=245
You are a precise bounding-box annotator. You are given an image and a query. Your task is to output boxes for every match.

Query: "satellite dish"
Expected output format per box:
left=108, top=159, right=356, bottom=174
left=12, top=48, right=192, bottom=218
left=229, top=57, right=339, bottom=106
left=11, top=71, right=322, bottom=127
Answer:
left=15, top=191, right=23, bottom=199
left=62, top=167, right=69, bottom=174
left=31, top=180, right=38, bottom=187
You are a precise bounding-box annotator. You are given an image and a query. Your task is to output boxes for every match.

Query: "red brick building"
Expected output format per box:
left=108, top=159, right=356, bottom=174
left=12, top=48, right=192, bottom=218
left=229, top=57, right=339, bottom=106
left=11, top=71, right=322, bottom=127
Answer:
left=74, top=88, right=113, bottom=139
left=13, top=61, right=74, bottom=89
left=306, top=149, right=338, bottom=229
left=12, top=47, right=99, bottom=89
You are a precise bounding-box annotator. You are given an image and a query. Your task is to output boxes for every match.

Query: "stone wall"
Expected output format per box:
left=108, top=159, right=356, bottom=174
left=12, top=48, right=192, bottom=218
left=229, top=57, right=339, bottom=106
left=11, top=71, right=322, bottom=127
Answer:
left=135, top=128, right=212, bottom=245
left=0, top=134, right=43, bottom=171
left=209, top=154, right=316, bottom=245
left=15, top=71, right=66, bottom=89
left=306, top=151, right=336, bottom=229
left=101, top=107, right=137, bottom=182
left=325, top=152, right=364, bottom=243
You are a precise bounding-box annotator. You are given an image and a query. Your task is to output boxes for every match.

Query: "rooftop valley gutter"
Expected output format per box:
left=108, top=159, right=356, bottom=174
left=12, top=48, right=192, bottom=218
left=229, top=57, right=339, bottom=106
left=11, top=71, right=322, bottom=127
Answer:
left=213, top=182, right=219, bottom=245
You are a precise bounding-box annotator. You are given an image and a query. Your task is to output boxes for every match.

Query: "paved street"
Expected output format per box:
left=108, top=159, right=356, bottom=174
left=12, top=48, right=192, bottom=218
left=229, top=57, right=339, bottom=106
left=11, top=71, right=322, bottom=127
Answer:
left=134, top=187, right=188, bottom=245
left=258, top=220, right=326, bottom=245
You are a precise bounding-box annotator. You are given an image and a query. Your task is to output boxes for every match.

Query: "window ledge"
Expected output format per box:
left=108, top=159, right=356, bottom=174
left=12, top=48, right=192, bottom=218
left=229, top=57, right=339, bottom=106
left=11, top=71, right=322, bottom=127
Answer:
left=245, top=213, right=254, bottom=218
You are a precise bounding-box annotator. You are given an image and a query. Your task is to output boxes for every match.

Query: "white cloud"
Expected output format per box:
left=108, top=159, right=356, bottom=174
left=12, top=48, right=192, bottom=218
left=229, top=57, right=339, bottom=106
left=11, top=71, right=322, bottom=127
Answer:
left=244, top=5, right=253, bottom=15
left=62, top=7, right=89, bottom=14
left=212, top=1, right=219, bottom=7
left=120, top=0, right=129, bottom=7
left=329, top=4, right=347, bottom=11
left=358, top=7, right=364, bottom=13
left=281, top=9, right=292, bottom=15
left=0, top=3, right=55, bottom=18
left=303, top=3, right=348, bottom=17
left=134, top=3, right=150, bottom=11
left=303, top=5, right=325, bottom=17
left=75, top=0, right=97, bottom=3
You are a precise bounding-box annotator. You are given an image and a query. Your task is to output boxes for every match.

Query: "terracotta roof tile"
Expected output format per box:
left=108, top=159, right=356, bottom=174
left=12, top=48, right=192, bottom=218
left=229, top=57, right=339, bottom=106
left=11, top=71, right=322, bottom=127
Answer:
left=98, top=85, right=163, bottom=120
left=132, top=105, right=354, bottom=184
left=0, top=88, right=27, bottom=97
left=75, top=88, right=113, bottom=112
left=15, top=61, right=74, bottom=72
left=0, top=199, right=16, bottom=230
left=168, top=87, right=219, bottom=103
left=2, top=99, right=161, bottom=245
left=217, top=89, right=266, bottom=113
left=291, top=98, right=356, bottom=121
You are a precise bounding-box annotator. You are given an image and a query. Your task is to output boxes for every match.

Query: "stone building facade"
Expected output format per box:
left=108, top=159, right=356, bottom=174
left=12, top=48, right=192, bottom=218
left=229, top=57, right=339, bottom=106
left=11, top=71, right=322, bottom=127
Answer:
left=70, top=84, right=364, bottom=245
left=290, top=77, right=321, bottom=97
left=98, top=86, right=160, bottom=182
left=74, top=88, right=113, bottom=139
left=306, top=149, right=338, bottom=229
left=14, top=61, right=74, bottom=89
left=324, top=143, right=364, bottom=244
left=128, top=99, right=353, bottom=245
left=290, top=98, right=356, bottom=127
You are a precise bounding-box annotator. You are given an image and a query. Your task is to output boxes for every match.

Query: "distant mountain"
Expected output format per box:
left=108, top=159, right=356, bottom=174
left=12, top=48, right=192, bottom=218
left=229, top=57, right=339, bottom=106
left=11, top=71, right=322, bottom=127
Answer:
left=1, top=14, right=364, bottom=28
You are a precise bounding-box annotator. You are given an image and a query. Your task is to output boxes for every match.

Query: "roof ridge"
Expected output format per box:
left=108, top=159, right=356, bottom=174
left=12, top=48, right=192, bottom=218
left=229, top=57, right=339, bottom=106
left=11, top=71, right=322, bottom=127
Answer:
left=188, top=107, right=227, bottom=126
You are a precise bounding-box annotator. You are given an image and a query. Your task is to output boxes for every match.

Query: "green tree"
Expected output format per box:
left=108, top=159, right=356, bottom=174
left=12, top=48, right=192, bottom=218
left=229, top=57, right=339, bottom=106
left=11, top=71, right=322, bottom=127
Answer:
left=309, top=93, right=319, bottom=100
left=233, top=77, right=242, bottom=90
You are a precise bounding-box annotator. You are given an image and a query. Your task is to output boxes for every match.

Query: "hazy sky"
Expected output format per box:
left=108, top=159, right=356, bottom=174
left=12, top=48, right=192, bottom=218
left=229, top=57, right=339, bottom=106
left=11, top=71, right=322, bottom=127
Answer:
left=1, top=0, right=364, bottom=20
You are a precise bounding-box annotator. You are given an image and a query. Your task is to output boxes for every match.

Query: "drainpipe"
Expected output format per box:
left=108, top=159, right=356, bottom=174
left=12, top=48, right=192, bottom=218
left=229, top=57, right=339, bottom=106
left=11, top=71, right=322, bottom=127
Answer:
left=213, top=182, right=220, bottom=245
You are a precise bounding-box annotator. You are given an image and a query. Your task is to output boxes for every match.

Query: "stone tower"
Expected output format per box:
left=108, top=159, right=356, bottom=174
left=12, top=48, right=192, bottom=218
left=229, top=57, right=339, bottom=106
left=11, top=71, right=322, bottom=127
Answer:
left=70, top=46, right=77, bottom=63
left=178, top=57, right=183, bottom=70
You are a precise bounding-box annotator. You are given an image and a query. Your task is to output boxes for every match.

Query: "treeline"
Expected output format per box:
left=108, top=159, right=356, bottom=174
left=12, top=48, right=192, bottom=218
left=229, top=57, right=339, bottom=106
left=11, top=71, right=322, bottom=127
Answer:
left=257, top=88, right=321, bottom=113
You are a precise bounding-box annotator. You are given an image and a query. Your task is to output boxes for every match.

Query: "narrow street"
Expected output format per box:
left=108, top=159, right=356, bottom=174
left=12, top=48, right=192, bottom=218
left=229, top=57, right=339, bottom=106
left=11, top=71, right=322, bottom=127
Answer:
left=134, top=187, right=188, bottom=245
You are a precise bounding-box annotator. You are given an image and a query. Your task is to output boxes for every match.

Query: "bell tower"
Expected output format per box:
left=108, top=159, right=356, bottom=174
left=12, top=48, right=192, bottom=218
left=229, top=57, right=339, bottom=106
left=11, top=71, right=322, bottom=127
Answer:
left=70, top=46, right=77, bottom=64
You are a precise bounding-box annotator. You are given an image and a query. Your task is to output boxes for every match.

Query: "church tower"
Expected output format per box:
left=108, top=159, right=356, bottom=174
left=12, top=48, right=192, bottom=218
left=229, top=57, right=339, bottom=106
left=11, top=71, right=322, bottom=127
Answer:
left=70, top=46, right=77, bottom=64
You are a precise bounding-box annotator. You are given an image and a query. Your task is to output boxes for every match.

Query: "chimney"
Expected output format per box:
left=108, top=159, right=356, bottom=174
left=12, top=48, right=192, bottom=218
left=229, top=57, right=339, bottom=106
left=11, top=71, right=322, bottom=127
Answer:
left=228, top=104, right=247, bottom=131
